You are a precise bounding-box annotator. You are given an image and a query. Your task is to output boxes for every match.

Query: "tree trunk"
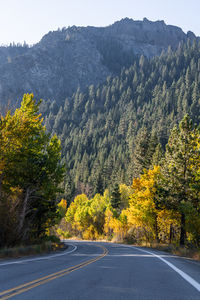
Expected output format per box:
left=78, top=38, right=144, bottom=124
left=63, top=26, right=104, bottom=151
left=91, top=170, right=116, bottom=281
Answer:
left=169, top=224, right=173, bottom=244
left=18, top=187, right=30, bottom=237
left=0, top=173, right=3, bottom=194
left=154, top=216, right=159, bottom=243
left=180, top=213, right=186, bottom=246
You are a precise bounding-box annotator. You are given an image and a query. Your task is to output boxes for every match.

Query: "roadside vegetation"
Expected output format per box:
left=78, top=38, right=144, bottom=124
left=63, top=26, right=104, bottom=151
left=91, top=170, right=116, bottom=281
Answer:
left=0, top=239, right=63, bottom=259
left=0, top=94, right=65, bottom=249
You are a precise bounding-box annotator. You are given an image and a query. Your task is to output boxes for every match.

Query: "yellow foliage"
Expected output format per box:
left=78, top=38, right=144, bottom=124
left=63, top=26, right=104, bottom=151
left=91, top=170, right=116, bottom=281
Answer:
left=82, top=225, right=99, bottom=240
left=57, top=199, right=67, bottom=218
left=65, top=194, right=89, bottom=227
left=126, top=166, right=160, bottom=241
left=119, top=184, right=132, bottom=209
left=104, top=207, right=128, bottom=241
left=65, top=192, right=108, bottom=238
left=157, top=209, right=180, bottom=242
left=104, top=207, right=114, bottom=236
left=58, top=199, right=67, bottom=210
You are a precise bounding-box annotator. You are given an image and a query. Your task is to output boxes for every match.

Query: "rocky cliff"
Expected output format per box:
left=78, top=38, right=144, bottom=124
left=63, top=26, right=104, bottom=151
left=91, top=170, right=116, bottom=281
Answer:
left=0, top=18, right=197, bottom=107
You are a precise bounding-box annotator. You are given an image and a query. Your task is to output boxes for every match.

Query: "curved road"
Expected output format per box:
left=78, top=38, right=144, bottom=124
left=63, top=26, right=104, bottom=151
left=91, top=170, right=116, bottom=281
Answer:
left=0, top=241, right=200, bottom=299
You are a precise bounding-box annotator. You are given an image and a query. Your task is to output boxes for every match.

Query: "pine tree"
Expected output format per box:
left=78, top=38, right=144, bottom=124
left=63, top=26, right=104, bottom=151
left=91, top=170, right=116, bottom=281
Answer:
left=151, top=143, right=163, bottom=166
left=94, top=173, right=104, bottom=195
left=131, top=127, right=150, bottom=178
left=110, top=183, right=121, bottom=209
left=160, top=115, right=200, bottom=245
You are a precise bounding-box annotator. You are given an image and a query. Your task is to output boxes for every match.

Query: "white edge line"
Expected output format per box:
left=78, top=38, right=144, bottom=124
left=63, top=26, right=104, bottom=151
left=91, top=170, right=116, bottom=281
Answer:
left=121, top=244, right=200, bottom=293
left=0, top=244, right=77, bottom=267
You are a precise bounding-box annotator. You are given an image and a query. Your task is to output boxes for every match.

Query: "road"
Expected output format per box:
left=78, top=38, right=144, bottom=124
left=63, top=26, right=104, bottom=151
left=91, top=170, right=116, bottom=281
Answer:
left=0, top=241, right=200, bottom=299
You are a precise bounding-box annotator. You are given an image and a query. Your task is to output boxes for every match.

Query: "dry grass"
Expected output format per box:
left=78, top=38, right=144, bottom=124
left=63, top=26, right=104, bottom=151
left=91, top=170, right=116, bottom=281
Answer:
left=0, top=241, right=65, bottom=259
left=172, top=246, right=200, bottom=260
left=134, top=242, right=200, bottom=261
left=59, top=234, right=200, bottom=262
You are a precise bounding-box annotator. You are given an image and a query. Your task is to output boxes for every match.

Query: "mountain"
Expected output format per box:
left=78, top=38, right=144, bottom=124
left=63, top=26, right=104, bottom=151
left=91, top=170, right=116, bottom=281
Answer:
left=0, top=18, right=197, bottom=108
left=44, top=40, right=200, bottom=199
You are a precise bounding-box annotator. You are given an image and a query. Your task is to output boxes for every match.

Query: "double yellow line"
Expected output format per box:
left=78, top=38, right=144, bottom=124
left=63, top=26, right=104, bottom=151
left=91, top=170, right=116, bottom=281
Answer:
left=0, top=245, right=108, bottom=299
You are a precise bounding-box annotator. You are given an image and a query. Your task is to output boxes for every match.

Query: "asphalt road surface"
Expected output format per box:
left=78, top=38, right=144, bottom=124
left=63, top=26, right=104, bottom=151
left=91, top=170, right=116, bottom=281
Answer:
left=0, top=241, right=200, bottom=299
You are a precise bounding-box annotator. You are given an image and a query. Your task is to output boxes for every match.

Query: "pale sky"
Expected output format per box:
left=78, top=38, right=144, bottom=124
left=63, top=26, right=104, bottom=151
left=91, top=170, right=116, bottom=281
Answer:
left=0, top=0, right=199, bottom=45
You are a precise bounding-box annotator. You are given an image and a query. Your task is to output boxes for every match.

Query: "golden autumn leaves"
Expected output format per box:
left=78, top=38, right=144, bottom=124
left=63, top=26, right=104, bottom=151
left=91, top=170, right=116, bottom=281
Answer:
left=58, top=167, right=180, bottom=243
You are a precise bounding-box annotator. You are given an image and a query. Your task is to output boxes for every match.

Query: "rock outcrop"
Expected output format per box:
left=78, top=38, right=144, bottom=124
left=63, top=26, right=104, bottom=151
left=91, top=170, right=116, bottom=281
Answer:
left=0, top=18, right=197, bottom=107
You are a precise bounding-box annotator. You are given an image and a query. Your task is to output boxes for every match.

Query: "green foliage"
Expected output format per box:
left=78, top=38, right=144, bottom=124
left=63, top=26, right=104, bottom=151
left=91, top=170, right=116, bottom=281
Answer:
left=159, top=115, right=200, bottom=245
left=93, top=173, right=104, bottom=195
left=44, top=40, right=200, bottom=200
left=0, top=94, right=65, bottom=246
left=65, top=191, right=109, bottom=239
left=110, top=183, right=121, bottom=210
left=61, top=116, right=200, bottom=247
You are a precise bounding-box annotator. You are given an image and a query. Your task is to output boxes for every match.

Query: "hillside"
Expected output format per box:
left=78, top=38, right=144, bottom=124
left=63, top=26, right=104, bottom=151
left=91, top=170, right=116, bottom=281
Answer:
left=0, top=18, right=196, bottom=108
left=43, top=40, right=200, bottom=199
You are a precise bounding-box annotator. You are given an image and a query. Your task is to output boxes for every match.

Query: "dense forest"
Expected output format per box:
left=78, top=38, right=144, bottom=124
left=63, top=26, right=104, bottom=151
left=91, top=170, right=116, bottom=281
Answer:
left=42, top=40, right=200, bottom=201
left=58, top=115, right=200, bottom=247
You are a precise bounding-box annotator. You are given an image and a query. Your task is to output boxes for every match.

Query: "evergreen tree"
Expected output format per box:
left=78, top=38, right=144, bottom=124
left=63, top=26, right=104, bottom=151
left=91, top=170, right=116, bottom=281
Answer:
left=131, top=127, right=150, bottom=178
left=110, top=183, right=121, bottom=209
left=160, top=115, right=200, bottom=245
left=94, top=173, right=104, bottom=195
left=151, top=143, right=163, bottom=167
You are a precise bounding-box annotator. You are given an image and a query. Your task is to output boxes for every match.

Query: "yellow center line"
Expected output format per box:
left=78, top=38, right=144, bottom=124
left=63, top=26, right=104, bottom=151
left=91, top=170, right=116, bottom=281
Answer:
left=0, top=246, right=108, bottom=300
